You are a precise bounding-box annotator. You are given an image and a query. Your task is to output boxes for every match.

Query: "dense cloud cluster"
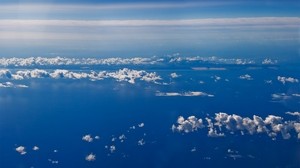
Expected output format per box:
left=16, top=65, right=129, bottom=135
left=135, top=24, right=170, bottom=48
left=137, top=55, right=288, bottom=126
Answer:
left=277, top=76, right=299, bottom=84
left=171, top=116, right=205, bottom=133
left=0, top=68, right=162, bottom=84
left=172, top=112, right=300, bottom=140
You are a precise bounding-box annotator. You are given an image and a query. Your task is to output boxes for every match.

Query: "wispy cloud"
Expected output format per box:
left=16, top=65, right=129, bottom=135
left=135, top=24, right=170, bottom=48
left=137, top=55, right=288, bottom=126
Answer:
left=1, top=17, right=298, bottom=27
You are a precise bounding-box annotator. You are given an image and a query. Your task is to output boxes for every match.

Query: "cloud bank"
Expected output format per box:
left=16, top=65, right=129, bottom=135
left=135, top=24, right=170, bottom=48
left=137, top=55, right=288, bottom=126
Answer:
left=0, top=68, right=162, bottom=84
left=172, top=112, right=300, bottom=140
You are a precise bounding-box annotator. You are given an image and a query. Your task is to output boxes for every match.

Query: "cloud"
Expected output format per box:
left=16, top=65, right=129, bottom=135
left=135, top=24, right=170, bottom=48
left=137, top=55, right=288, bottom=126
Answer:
left=156, top=91, right=214, bottom=97
left=262, top=58, right=277, bottom=65
left=239, top=74, right=253, bottom=80
left=0, top=68, right=162, bottom=84
left=172, top=112, right=300, bottom=140
left=85, top=153, right=96, bottom=161
left=138, top=123, right=144, bottom=128
left=32, top=146, right=39, bottom=151
left=119, top=134, right=126, bottom=143
left=292, top=94, right=300, bottom=97
left=172, top=116, right=205, bottom=133
left=15, top=146, right=26, bottom=155
left=0, top=82, right=28, bottom=88
left=277, top=76, right=299, bottom=84
left=109, top=145, right=116, bottom=153
left=0, top=57, right=160, bottom=67
left=0, top=17, right=298, bottom=28
left=82, top=134, right=93, bottom=142
left=286, top=112, right=300, bottom=117
left=170, top=73, right=180, bottom=78
left=271, top=93, right=292, bottom=101
left=138, top=139, right=146, bottom=146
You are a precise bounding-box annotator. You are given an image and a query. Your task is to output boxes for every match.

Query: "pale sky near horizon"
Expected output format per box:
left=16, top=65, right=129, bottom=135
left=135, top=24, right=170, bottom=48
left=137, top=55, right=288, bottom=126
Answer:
left=0, top=0, right=299, bottom=60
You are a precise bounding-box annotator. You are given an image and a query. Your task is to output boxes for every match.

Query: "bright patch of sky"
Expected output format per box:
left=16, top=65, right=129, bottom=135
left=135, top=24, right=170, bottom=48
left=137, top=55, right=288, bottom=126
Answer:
left=0, top=0, right=299, bottom=60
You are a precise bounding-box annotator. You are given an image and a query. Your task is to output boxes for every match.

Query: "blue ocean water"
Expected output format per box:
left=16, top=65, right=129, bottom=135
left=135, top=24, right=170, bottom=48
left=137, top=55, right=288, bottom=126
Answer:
left=0, top=60, right=299, bottom=168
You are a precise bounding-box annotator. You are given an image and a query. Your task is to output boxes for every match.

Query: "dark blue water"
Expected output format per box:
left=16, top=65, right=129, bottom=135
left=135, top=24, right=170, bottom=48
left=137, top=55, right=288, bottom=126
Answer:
left=0, top=64, right=299, bottom=168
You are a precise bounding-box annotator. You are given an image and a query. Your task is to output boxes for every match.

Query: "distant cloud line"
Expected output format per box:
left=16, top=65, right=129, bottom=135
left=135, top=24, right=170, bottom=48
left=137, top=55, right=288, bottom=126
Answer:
left=0, top=56, right=277, bottom=67
left=172, top=112, right=300, bottom=140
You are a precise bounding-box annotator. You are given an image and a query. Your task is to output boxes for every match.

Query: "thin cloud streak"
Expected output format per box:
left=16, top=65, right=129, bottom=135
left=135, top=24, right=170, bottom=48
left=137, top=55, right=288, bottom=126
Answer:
left=0, top=17, right=299, bottom=27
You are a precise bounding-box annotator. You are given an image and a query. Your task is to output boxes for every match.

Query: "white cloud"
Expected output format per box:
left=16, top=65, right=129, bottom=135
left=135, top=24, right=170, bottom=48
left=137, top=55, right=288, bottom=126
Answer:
left=277, top=76, right=299, bottom=84
left=119, top=134, right=126, bottom=143
left=156, top=91, right=214, bottom=97
left=32, top=146, right=39, bottom=151
left=138, top=139, right=145, bottom=146
left=172, top=116, right=205, bottom=133
left=190, top=147, right=197, bottom=152
left=110, top=145, right=116, bottom=153
left=82, top=134, right=93, bottom=142
left=85, top=153, right=96, bottom=161
left=239, top=74, right=253, bottom=80
left=292, top=94, right=300, bottom=97
left=262, top=58, right=277, bottom=65
left=170, top=73, right=180, bottom=78
left=0, top=68, right=162, bottom=84
left=138, top=123, right=145, bottom=128
left=94, top=136, right=100, bottom=140
left=172, top=112, right=300, bottom=140
left=271, top=93, right=291, bottom=101
left=16, top=146, right=26, bottom=155
left=286, top=112, right=300, bottom=117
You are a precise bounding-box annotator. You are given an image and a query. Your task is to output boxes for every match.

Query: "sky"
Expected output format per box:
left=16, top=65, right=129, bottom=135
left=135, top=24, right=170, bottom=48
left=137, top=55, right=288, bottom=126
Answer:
left=0, top=0, right=299, bottom=60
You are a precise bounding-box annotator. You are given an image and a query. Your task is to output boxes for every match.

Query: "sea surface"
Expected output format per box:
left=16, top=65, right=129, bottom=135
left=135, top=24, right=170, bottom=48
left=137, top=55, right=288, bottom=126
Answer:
left=0, top=57, right=299, bottom=168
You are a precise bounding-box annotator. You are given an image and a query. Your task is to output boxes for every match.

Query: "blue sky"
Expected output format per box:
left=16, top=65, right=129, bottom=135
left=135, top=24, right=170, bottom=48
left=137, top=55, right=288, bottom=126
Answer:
left=0, top=0, right=299, bottom=60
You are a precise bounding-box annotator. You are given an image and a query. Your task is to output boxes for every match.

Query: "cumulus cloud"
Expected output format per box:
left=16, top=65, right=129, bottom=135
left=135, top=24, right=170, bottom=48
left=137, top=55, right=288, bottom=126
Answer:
left=16, top=146, right=26, bottom=155
left=0, top=68, right=162, bottom=84
left=156, top=91, right=214, bottom=97
left=138, top=123, right=145, bottom=128
left=262, top=58, right=277, bottom=65
left=110, top=145, right=116, bottom=153
left=85, top=153, right=96, bottom=161
left=138, top=139, right=146, bottom=146
left=172, top=116, right=205, bottom=133
left=170, top=73, right=180, bottom=78
left=277, top=76, right=299, bottom=84
left=82, top=134, right=93, bottom=142
left=32, top=146, right=39, bottom=151
left=119, top=134, right=126, bottom=143
left=172, top=112, right=300, bottom=140
left=239, top=74, right=253, bottom=80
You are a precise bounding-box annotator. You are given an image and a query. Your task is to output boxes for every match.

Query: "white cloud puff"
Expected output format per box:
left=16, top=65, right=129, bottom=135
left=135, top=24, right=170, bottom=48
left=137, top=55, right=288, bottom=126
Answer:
left=277, top=76, right=299, bottom=84
left=16, top=146, right=26, bottom=155
left=172, top=116, right=205, bottom=133
left=262, top=59, right=277, bottom=65
left=170, top=73, right=180, bottom=78
left=138, top=139, right=146, bottom=146
left=239, top=74, right=253, bottom=80
left=85, top=153, right=96, bottom=161
left=82, top=134, right=93, bottom=142
left=32, top=146, right=39, bottom=151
